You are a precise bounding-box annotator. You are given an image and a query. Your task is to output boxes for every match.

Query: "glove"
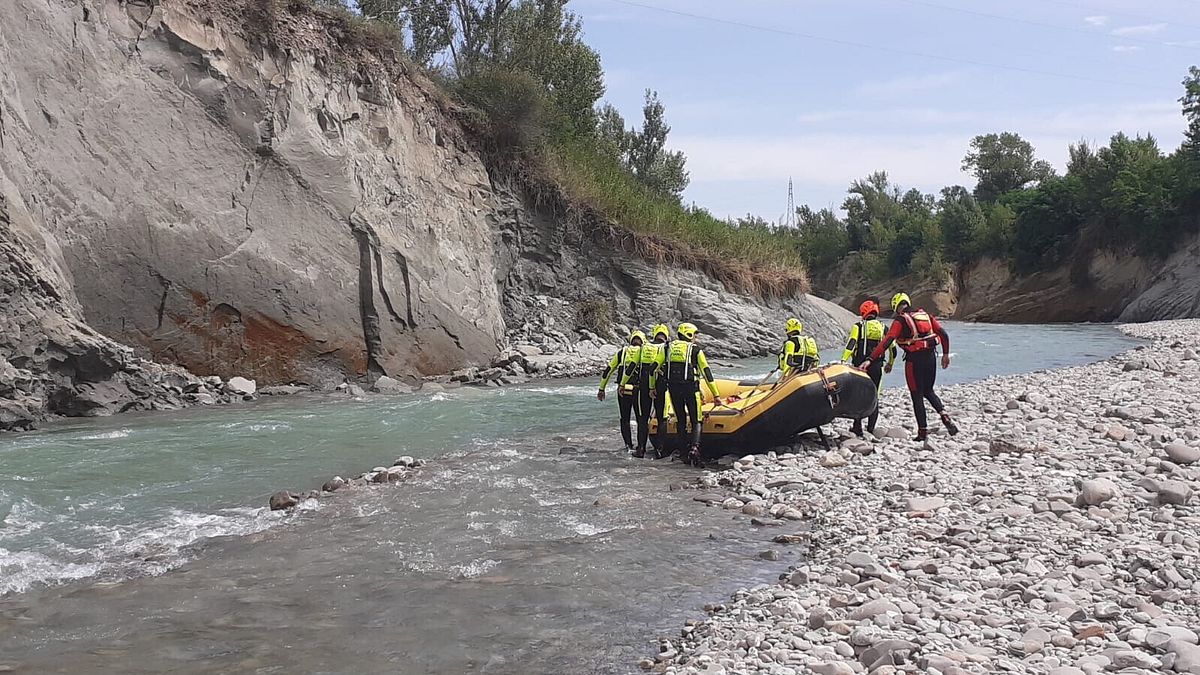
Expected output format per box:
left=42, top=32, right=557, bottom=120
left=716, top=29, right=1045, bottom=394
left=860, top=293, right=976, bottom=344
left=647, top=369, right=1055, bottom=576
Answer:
left=597, top=390, right=605, bottom=401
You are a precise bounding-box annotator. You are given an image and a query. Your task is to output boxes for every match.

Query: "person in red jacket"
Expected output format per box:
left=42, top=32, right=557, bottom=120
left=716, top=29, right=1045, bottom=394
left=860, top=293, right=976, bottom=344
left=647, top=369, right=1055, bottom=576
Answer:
left=861, top=292, right=959, bottom=442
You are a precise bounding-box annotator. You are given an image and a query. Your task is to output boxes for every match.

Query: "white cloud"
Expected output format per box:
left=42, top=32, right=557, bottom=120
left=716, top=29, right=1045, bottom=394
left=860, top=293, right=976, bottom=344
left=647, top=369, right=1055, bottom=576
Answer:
left=1167, top=40, right=1200, bottom=47
left=1084, top=15, right=1109, bottom=27
left=854, top=71, right=964, bottom=97
left=1111, top=23, right=1167, bottom=36
left=1112, top=45, right=1143, bottom=53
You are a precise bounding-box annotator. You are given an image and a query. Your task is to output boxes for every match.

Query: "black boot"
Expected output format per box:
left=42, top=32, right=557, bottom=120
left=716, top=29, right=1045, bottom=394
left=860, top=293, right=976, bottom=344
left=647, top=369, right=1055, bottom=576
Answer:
left=914, top=429, right=928, bottom=443
left=688, top=444, right=702, bottom=467
left=633, top=446, right=646, bottom=459
left=940, top=412, right=959, bottom=436
left=851, top=420, right=863, bottom=437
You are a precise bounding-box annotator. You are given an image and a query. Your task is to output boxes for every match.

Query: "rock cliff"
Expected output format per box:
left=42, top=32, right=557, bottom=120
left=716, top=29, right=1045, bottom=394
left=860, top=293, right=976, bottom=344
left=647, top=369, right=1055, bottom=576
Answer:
left=0, top=0, right=854, bottom=424
left=821, top=235, right=1200, bottom=324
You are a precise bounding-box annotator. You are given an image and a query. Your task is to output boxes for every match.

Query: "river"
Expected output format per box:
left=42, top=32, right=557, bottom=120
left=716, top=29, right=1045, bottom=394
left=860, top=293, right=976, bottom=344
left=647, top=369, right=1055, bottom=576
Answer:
left=0, top=322, right=1141, bottom=673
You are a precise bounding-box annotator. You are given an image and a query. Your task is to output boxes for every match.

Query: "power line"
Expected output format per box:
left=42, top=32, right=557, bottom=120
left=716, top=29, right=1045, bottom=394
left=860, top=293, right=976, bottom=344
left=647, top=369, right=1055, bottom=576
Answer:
left=601, top=0, right=1166, bottom=91
left=1021, top=0, right=1200, bottom=35
left=893, top=0, right=1200, bottom=51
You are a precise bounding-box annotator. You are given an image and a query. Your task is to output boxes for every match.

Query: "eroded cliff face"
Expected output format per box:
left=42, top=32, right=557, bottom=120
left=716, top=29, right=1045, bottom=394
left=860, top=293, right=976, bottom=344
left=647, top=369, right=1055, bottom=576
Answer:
left=1, top=0, right=505, bottom=386
left=494, top=196, right=854, bottom=357
left=820, top=236, right=1200, bottom=325
left=0, top=0, right=855, bottom=425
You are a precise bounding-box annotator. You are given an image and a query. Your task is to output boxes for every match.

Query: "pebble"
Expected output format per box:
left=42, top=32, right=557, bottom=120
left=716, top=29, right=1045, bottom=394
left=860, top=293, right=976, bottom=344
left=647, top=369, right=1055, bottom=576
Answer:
left=1165, top=442, right=1200, bottom=465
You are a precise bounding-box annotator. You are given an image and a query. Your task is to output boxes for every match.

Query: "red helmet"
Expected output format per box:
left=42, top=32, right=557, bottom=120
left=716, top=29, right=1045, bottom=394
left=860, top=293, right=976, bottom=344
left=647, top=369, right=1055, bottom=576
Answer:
left=859, top=300, right=880, bottom=319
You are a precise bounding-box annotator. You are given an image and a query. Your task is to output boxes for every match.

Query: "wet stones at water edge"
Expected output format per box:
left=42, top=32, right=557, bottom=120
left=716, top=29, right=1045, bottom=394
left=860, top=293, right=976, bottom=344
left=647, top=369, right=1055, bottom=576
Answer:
left=646, top=319, right=1200, bottom=675
left=267, top=457, right=428, bottom=510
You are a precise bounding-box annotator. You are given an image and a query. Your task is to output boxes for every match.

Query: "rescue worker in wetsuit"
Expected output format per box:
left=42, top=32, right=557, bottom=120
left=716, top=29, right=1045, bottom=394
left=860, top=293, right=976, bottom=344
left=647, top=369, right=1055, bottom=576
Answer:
left=633, top=323, right=671, bottom=458
left=861, top=293, right=958, bottom=442
left=597, top=330, right=646, bottom=454
left=658, top=322, right=721, bottom=465
left=779, top=318, right=820, bottom=376
left=842, top=300, right=896, bottom=437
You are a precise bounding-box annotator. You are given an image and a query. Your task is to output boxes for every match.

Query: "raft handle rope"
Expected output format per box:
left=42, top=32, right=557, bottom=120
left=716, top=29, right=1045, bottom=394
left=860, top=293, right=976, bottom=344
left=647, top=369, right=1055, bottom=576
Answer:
left=817, top=367, right=841, bottom=409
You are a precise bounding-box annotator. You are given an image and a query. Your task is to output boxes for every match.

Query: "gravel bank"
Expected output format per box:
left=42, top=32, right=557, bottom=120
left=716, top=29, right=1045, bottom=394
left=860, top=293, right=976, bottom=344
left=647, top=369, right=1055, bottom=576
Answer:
left=650, top=320, right=1200, bottom=675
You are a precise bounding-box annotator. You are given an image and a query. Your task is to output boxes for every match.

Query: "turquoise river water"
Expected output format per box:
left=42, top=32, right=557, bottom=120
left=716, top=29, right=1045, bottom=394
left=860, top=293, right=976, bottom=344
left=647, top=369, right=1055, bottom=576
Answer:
left=0, top=322, right=1140, bottom=673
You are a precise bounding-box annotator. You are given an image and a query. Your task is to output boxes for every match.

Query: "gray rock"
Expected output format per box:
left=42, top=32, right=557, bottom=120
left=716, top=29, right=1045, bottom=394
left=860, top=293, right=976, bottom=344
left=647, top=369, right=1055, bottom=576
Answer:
left=372, top=376, right=413, bottom=394
left=1110, top=650, right=1159, bottom=669
left=849, top=598, right=900, bottom=620
left=393, top=456, right=416, bottom=468
left=859, top=638, right=916, bottom=669
left=347, top=384, right=366, bottom=397
left=268, top=491, right=298, bottom=510
left=846, top=552, right=878, bottom=568
left=1147, top=627, right=1199, bottom=649
left=1165, top=442, right=1200, bottom=465
left=904, top=496, right=946, bottom=512
left=1154, top=480, right=1193, bottom=505
left=819, top=452, right=847, bottom=468
left=321, top=477, right=346, bottom=493
left=1078, top=478, right=1120, bottom=506
left=1166, top=639, right=1200, bottom=674
left=1093, top=602, right=1121, bottom=620
left=225, top=376, right=257, bottom=396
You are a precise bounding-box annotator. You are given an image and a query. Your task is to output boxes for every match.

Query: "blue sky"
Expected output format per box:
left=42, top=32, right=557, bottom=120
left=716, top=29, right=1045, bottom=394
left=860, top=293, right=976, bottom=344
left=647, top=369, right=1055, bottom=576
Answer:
left=570, top=0, right=1200, bottom=220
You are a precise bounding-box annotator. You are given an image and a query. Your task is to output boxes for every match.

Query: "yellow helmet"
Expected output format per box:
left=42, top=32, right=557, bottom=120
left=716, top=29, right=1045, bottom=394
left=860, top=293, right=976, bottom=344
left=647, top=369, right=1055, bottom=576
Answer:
left=677, top=322, right=698, bottom=340
left=628, top=330, right=646, bottom=345
left=652, top=323, right=671, bottom=341
left=891, top=292, right=912, bottom=312
left=785, top=317, right=802, bottom=334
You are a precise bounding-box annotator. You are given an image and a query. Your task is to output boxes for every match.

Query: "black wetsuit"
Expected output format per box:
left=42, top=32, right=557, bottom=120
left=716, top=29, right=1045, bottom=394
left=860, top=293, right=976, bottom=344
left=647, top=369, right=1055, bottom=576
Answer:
left=617, top=393, right=637, bottom=448
left=635, top=371, right=665, bottom=452
left=905, top=350, right=944, bottom=431
left=665, top=382, right=701, bottom=449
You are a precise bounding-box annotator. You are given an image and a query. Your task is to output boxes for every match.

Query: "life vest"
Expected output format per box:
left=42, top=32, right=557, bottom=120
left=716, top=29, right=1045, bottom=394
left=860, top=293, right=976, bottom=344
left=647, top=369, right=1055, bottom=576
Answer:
left=897, top=309, right=938, bottom=353
left=617, top=345, right=642, bottom=393
left=853, top=319, right=886, bottom=364
left=784, top=334, right=819, bottom=369
left=637, top=342, right=665, bottom=384
left=665, top=339, right=698, bottom=384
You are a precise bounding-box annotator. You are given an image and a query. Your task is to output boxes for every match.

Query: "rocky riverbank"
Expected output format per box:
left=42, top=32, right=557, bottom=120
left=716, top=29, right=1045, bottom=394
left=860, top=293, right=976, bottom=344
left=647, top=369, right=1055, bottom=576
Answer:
left=649, top=320, right=1200, bottom=675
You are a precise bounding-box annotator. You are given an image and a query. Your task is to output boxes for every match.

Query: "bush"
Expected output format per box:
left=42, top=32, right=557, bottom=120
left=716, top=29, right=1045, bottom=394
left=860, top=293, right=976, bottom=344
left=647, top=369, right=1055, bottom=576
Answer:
left=545, top=141, right=809, bottom=285
left=575, top=300, right=613, bottom=337
left=458, top=69, right=556, bottom=157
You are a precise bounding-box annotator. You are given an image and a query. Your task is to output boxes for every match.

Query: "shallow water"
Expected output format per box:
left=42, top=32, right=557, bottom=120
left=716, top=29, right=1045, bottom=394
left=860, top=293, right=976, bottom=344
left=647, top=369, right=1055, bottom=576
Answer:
left=0, top=322, right=1141, bottom=673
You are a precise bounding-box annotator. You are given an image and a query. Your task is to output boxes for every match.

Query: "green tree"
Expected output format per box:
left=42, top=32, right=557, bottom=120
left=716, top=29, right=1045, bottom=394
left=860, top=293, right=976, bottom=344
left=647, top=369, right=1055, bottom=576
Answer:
left=594, top=103, right=629, bottom=162
left=962, top=132, right=1055, bottom=202
left=794, top=206, right=850, bottom=273
left=1181, top=66, right=1200, bottom=157
left=843, top=171, right=902, bottom=251
left=1005, top=176, right=1083, bottom=272
left=493, top=0, right=604, bottom=132
left=627, top=90, right=690, bottom=200
left=937, top=185, right=986, bottom=262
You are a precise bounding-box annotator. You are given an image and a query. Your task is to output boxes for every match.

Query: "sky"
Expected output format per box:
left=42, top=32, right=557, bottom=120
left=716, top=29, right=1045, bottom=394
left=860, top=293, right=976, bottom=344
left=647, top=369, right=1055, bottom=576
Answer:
left=569, top=0, right=1200, bottom=220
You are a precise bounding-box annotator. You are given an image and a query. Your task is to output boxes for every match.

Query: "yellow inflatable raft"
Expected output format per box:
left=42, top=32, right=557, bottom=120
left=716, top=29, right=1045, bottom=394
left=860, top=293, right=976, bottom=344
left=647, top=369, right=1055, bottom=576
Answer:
left=650, top=364, right=877, bottom=458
